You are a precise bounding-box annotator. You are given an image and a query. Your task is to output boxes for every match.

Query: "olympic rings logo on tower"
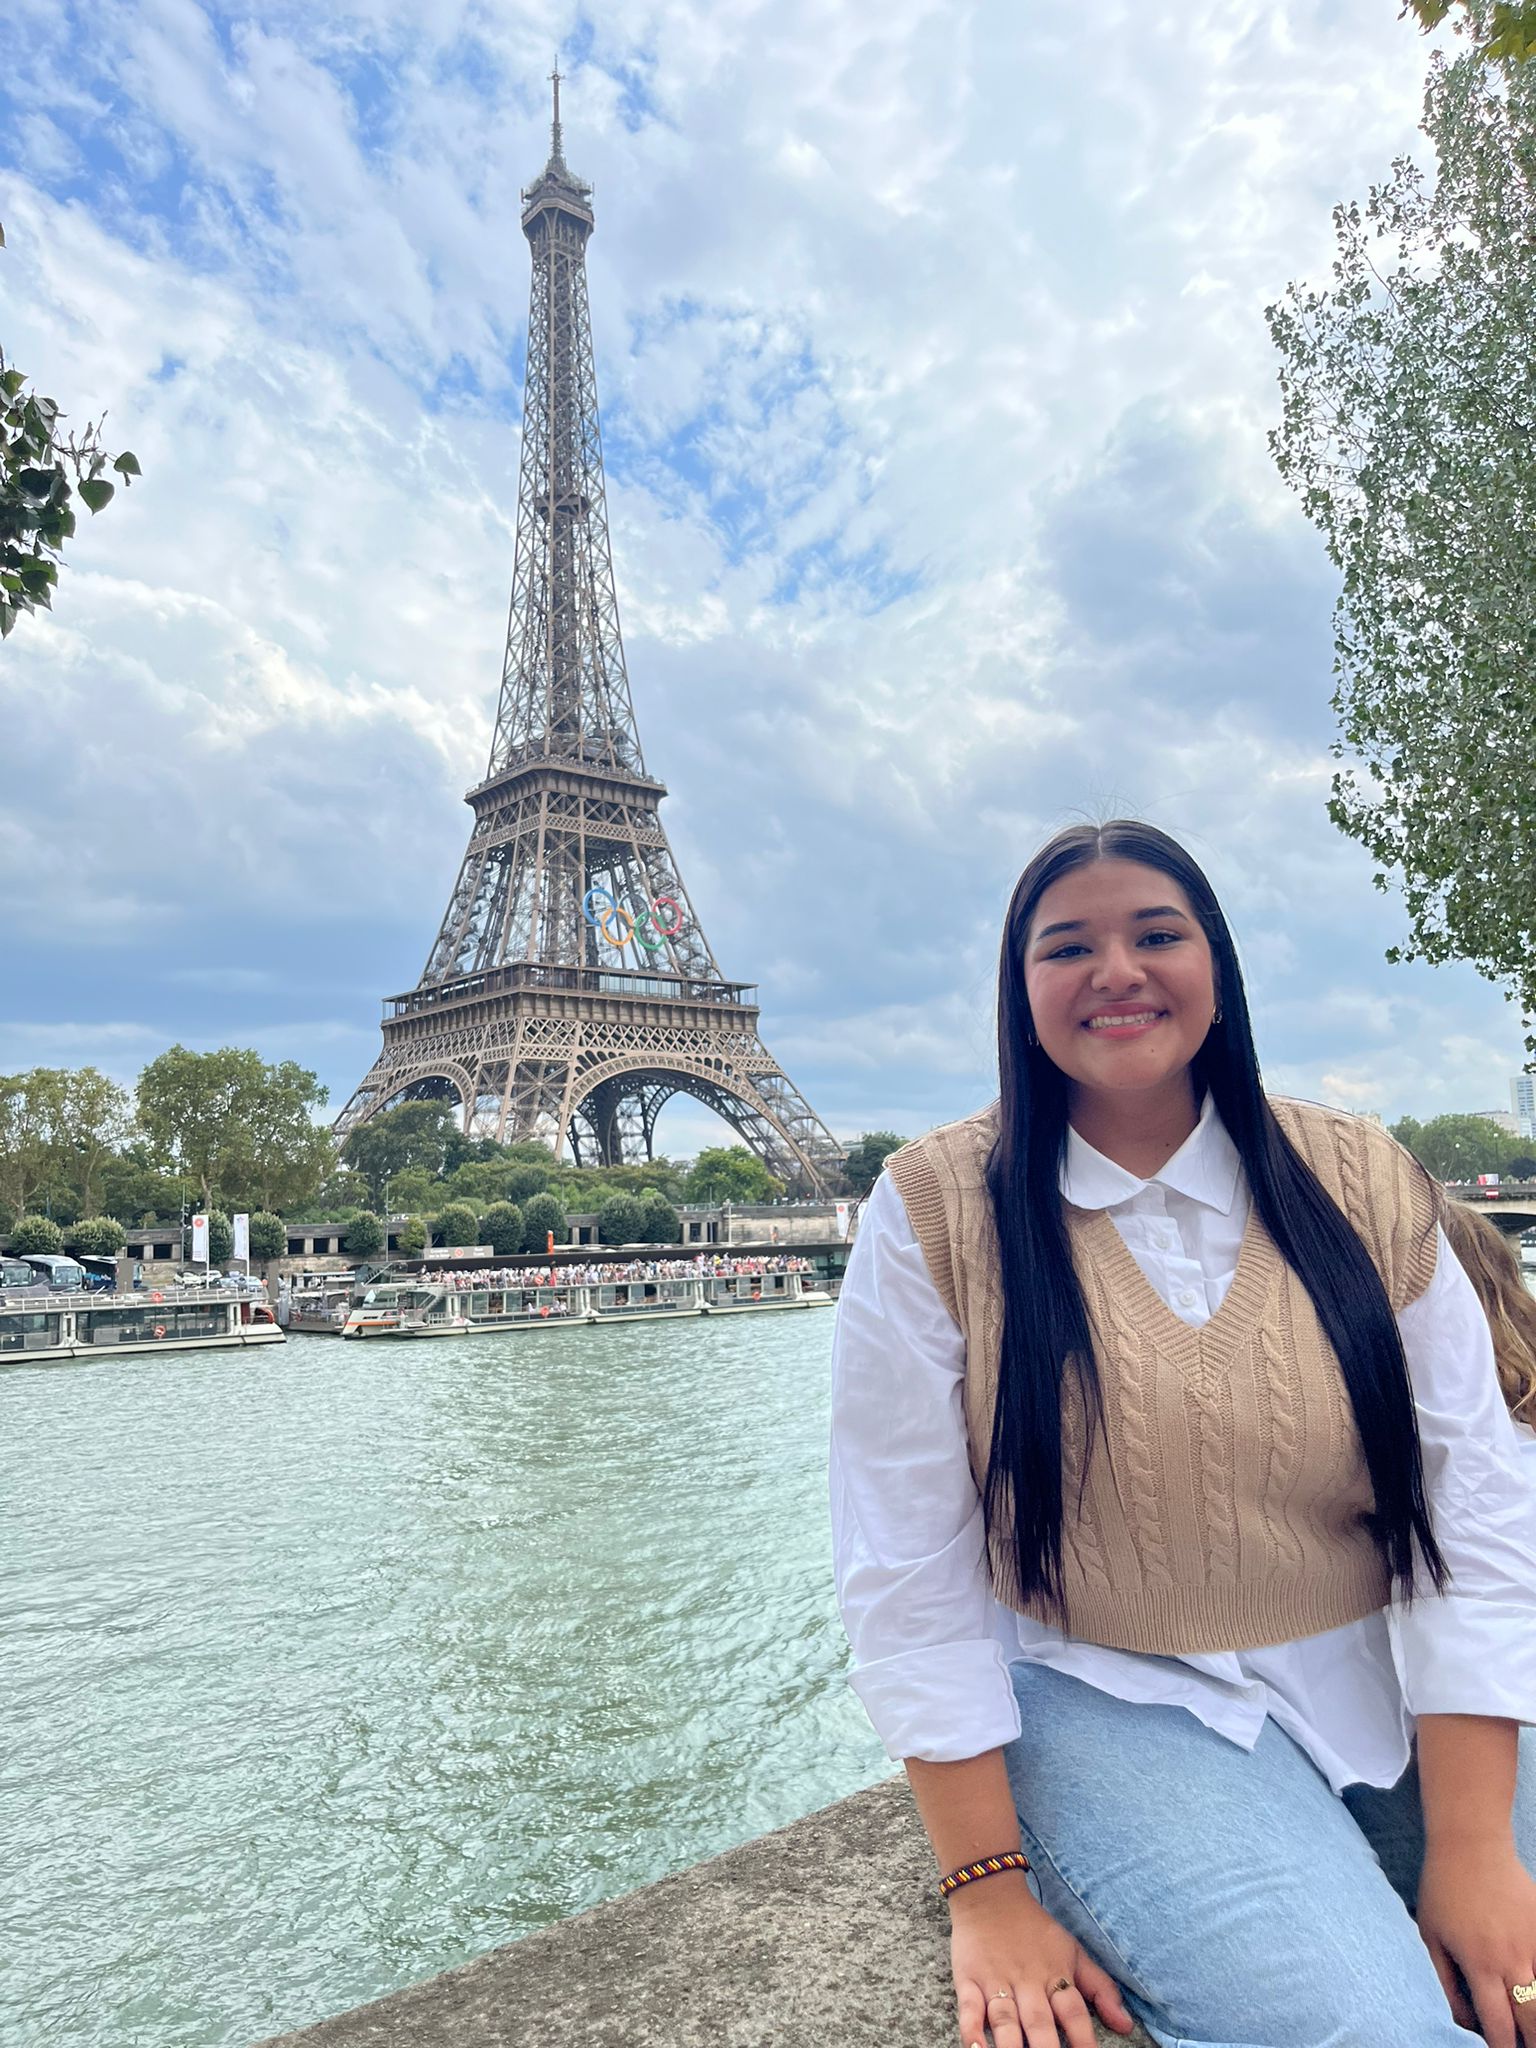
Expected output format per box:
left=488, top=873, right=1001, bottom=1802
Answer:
left=583, top=887, right=686, bottom=953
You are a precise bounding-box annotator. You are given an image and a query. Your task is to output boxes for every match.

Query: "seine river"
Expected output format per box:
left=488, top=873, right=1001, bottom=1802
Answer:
left=1, top=1314, right=888, bottom=2047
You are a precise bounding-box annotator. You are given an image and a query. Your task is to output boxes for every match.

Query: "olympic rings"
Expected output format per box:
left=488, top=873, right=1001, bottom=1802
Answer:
left=582, top=888, right=687, bottom=952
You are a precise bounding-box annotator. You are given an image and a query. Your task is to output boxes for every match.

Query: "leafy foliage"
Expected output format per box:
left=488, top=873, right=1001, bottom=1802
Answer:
left=1389, top=1110, right=1526, bottom=1177
left=248, top=1211, right=286, bottom=1262
left=10, top=1213, right=63, bottom=1254
left=841, top=1131, right=906, bottom=1197
left=432, top=1201, right=481, bottom=1248
left=342, top=1103, right=458, bottom=1205
left=137, top=1046, right=330, bottom=1212
left=344, top=1211, right=384, bottom=1258
left=520, top=1191, right=567, bottom=1253
left=480, top=1201, right=525, bottom=1255
left=206, top=1210, right=233, bottom=1266
left=0, top=1066, right=132, bottom=1218
left=396, top=1215, right=427, bottom=1256
left=1404, top=0, right=1536, bottom=62
left=596, top=1191, right=647, bottom=1245
left=637, top=1189, right=680, bottom=1244
left=1, top=223, right=139, bottom=641
left=683, top=1145, right=784, bottom=1204
left=1270, top=17, right=1536, bottom=1041
left=68, top=1215, right=126, bottom=1255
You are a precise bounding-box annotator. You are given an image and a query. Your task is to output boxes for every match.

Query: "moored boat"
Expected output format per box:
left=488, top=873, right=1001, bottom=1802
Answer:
left=339, top=1255, right=831, bottom=1339
left=0, top=1283, right=283, bottom=1367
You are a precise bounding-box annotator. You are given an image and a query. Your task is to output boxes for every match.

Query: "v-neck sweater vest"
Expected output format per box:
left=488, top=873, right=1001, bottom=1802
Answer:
left=883, top=1097, right=1441, bottom=1655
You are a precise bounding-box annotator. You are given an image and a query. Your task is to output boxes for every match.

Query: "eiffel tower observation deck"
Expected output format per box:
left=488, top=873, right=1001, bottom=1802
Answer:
left=336, top=76, right=847, bottom=1195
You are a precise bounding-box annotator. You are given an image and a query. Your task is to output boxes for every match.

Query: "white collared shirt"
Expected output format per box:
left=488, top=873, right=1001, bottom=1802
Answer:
left=829, top=1097, right=1536, bottom=1791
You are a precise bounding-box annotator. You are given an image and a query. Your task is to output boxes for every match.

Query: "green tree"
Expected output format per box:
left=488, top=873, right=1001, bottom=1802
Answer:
left=684, top=1145, right=784, bottom=1204
left=1390, top=1111, right=1514, bottom=1178
left=137, top=1046, right=329, bottom=1212
left=520, top=1191, right=567, bottom=1253
left=248, top=1211, right=286, bottom=1262
left=0, top=1068, right=64, bottom=1216
left=841, top=1131, right=905, bottom=1197
left=57, top=1067, right=134, bottom=1214
left=480, top=1201, right=525, bottom=1256
left=637, top=1189, right=680, bottom=1244
left=1269, top=22, right=1536, bottom=1042
left=10, top=1213, right=63, bottom=1253
left=68, top=1216, right=126, bottom=1255
left=100, top=1147, right=183, bottom=1225
left=345, top=1211, right=384, bottom=1258
left=1, top=223, right=140, bottom=643
left=1404, top=0, right=1536, bottom=62
left=432, top=1201, right=481, bottom=1249
left=597, top=1191, right=647, bottom=1245
left=206, top=1210, right=233, bottom=1266
left=1508, top=1153, right=1536, bottom=1178
left=342, top=1102, right=458, bottom=1205
left=396, top=1215, right=427, bottom=1256
left=504, top=1162, right=552, bottom=1203
left=385, top=1165, right=438, bottom=1213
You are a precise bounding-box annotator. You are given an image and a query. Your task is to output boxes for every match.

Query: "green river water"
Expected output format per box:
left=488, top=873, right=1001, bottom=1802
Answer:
left=0, top=1314, right=888, bottom=2046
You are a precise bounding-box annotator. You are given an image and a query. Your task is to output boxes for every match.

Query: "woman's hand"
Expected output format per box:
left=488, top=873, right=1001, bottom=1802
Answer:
left=948, top=1875, right=1136, bottom=2048
left=1416, top=1839, right=1536, bottom=2048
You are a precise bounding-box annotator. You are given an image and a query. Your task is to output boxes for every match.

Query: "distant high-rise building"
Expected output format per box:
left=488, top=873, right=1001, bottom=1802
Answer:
left=1513, top=1073, right=1536, bottom=1141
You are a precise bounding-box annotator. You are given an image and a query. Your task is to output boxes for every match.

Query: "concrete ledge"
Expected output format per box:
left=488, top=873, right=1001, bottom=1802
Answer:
left=255, top=1775, right=1154, bottom=2047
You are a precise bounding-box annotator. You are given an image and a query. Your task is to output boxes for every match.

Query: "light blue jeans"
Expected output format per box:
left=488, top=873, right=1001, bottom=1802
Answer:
left=1001, top=1659, right=1536, bottom=2048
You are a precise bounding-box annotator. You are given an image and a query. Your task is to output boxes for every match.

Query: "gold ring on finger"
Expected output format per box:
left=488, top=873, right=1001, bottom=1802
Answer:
left=988, top=1989, right=1015, bottom=2003
left=1512, top=1978, right=1536, bottom=2005
left=1047, top=1977, right=1072, bottom=1995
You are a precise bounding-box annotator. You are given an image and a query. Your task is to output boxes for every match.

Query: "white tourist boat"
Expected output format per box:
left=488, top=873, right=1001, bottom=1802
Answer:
left=277, top=1271, right=367, bottom=1334
left=337, top=1257, right=832, bottom=1340
left=0, top=1281, right=284, bottom=1367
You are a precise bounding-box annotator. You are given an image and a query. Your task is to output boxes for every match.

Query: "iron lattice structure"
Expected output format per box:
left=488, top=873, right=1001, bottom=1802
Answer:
left=337, top=82, right=847, bottom=1194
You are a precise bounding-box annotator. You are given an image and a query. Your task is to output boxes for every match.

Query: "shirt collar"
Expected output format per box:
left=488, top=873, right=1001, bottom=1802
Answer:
left=1061, top=1093, right=1242, bottom=1216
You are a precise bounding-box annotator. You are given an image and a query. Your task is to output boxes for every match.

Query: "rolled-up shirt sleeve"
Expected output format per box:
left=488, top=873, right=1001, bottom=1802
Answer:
left=1388, top=1224, right=1536, bottom=1723
left=829, top=1170, right=1021, bottom=1762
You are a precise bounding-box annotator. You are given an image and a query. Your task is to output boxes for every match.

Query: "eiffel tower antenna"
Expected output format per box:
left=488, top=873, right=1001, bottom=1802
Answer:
left=337, top=83, right=847, bottom=1193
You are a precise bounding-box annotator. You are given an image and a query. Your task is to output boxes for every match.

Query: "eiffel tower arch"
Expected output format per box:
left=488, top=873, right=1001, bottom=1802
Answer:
left=337, top=74, right=847, bottom=1196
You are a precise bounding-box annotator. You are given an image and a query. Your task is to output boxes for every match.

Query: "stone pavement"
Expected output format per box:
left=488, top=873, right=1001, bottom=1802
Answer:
left=255, top=1774, right=1153, bottom=2048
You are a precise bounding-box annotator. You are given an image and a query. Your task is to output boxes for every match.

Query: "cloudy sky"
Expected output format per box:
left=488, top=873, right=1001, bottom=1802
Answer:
left=0, top=0, right=1522, bottom=1156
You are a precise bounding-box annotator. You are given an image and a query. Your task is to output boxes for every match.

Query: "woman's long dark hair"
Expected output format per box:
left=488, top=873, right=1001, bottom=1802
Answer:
left=986, top=819, right=1448, bottom=1617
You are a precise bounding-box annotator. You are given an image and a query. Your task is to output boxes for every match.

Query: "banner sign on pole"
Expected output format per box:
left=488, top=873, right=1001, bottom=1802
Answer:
left=232, top=1213, right=250, bottom=1263
left=191, top=1214, right=210, bottom=1264
left=834, top=1201, right=851, bottom=1241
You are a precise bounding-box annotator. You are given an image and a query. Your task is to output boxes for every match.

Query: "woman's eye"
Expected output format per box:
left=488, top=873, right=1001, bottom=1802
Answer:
left=1140, top=930, right=1181, bottom=946
left=1046, top=943, right=1087, bottom=959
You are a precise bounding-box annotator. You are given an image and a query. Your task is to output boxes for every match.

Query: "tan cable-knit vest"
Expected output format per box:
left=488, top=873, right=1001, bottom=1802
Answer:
left=882, top=1097, right=1440, bottom=1655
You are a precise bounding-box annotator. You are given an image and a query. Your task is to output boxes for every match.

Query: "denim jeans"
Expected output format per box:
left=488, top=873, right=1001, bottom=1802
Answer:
left=1001, top=1659, right=1536, bottom=2048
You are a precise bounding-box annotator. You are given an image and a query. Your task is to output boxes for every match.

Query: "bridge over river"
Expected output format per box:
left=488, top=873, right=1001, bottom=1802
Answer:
left=1445, top=1183, right=1536, bottom=1232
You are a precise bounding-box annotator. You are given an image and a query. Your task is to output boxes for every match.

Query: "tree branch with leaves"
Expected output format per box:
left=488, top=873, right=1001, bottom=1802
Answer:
left=1, top=221, right=140, bottom=641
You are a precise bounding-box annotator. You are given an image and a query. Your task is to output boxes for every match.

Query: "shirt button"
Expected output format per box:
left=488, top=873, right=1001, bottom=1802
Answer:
left=1178, top=1288, right=1198, bottom=1308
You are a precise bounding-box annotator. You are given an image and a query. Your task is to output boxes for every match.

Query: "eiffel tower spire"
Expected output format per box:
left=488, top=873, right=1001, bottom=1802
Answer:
left=337, top=84, right=847, bottom=1193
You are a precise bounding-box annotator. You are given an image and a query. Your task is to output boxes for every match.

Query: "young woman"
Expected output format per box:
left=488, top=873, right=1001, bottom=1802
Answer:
left=830, top=821, right=1536, bottom=2048
left=1441, top=1198, right=1536, bottom=1434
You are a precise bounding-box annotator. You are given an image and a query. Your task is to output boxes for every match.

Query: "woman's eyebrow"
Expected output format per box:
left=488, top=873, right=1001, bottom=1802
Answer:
left=1034, top=906, right=1190, bottom=944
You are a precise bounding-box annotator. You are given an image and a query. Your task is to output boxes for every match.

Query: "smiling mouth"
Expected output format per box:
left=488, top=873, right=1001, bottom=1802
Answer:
left=1083, top=1010, right=1165, bottom=1031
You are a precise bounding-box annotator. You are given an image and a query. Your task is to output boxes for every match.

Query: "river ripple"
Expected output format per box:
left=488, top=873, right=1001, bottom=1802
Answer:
left=0, top=1313, right=887, bottom=2046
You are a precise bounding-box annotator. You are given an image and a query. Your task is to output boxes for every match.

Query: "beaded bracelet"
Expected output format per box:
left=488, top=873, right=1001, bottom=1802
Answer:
left=937, top=1850, right=1032, bottom=1899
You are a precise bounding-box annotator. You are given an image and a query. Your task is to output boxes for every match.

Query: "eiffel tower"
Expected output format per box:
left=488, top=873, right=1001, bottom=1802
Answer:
left=336, top=75, right=847, bottom=1195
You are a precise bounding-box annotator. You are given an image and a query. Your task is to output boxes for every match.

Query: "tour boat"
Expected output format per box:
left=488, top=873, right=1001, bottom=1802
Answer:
left=0, top=1283, right=284, bottom=1367
left=277, top=1271, right=367, bottom=1334
left=337, top=1257, right=832, bottom=1340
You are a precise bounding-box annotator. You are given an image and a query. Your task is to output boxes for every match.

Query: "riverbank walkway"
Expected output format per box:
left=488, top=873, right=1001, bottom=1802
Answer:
left=255, top=1775, right=1152, bottom=2047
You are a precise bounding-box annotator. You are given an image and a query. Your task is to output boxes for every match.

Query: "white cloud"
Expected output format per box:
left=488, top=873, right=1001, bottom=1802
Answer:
left=0, top=0, right=1520, bottom=1134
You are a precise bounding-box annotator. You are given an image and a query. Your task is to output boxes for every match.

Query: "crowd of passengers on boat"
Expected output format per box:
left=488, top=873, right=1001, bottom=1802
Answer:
left=435, top=1253, right=816, bottom=1292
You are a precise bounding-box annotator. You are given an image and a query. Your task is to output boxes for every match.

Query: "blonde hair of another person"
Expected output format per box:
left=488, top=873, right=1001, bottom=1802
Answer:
left=1440, top=1199, right=1536, bottom=1424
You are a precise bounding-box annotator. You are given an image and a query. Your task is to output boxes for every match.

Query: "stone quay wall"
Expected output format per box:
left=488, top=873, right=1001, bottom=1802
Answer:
left=254, top=1775, right=1151, bottom=2048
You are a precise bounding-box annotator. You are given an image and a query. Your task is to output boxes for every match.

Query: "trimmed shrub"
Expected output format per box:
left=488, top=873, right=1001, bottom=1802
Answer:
left=520, top=1191, right=566, bottom=1253
left=345, top=1212, right=384, bottom=1258
left=207, top=1211, right=234, bottom=1266
left=10, top=1214, right=64, bottom=1255
left=637, top=1190, right=680, bottom=1245
left=69, top=1216, right=127, bottom=1256
left=481, top=1201, right=525, bottom=1256
left=433, top=1201, right=481, bottom=1248
left=397, top=1215, right=427, bottom=1256
left=248, top=1212, right=286, bottom=1262
left=597, top=1192, right=647, bottom=1246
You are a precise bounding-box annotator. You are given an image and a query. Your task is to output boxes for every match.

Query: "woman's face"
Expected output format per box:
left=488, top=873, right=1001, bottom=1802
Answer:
left=1023, top=858, right=1218, bottom=1103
